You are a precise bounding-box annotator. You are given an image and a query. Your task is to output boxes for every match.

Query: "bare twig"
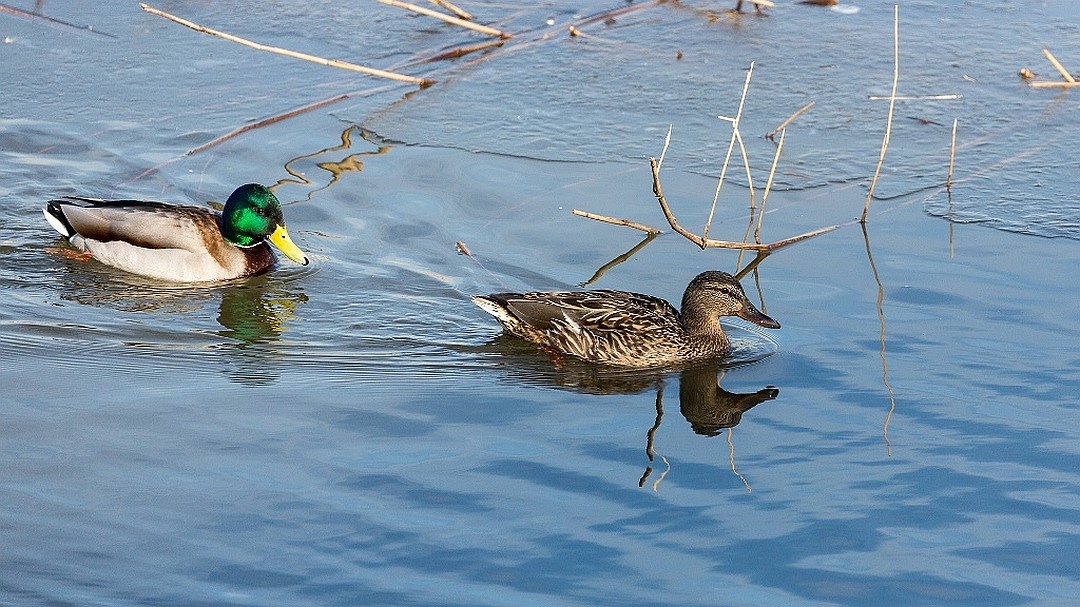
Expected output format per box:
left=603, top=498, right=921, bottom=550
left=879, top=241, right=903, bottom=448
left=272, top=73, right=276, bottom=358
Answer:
left=140, top=4, right=433, bottom=86
left=765, top=101, right=813, bottom=140
left=861, top=5, right=899, bottom=223
left=0, top=2, right=117, bottom=37
left=705, top=62, right=755, bottom=241
left=580, top=233, right=659, bottom=287
left=428, top=0, right=473, bottom=20
left=1027, top=81, right=1080, bottom=88
left=867, top=94, right=961, bottom=101
left=1042, top=48, right=1076, bottom=82
left=422, top=38, right=507, bottom=62
left=946, top=118, right=958, bottom=192
left=650, top=157, right=840, bottom=251
left=571, top=209, right=661, bottom=234
left=657, top=125, right=673, bottom=170
left=1027, top=49, right=1080, bottom=87
left=754, top=128, right=785, bottom=244
left=377, top=0, right=512, bottom=38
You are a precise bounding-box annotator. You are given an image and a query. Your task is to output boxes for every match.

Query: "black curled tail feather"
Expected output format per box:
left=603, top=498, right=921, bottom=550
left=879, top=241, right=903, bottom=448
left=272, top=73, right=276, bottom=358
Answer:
left=43, top=200, right=76, bottom=238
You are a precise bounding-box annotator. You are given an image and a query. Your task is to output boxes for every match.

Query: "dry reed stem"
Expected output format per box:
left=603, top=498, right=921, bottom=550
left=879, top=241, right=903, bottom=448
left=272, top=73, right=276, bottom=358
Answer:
left=946, top=118, right=958, bottom=192
left=649, top=157, right=841, bottom=251
left=704, top=62, right=756, bottom=242
left=1027, top=81, right=1080, bottom=88
left=860, top=4, right=899, bottom=223
left=579, top=233, right=659, bottom=287
left=0, top=2, right=117, bottom=37
left=867, top=94, right=961, bottom=101
left=571, top=209, right=661, bottom=234
left=139, top=4, right=433, bottom=86
left=428, top=0, right=473, bottom=21
left=423, top=38, right=507, bottom=62
left=861, top=223, right=896, bottom=456
left=765, top=101, right=813, bottom=140
left=1042, top=48, right=1075, bottom=82
left=754, top=128, right=785, bottom=244
left=657, top=125, right=673, bottom=170
left=377, top=0, right=512, bottom=38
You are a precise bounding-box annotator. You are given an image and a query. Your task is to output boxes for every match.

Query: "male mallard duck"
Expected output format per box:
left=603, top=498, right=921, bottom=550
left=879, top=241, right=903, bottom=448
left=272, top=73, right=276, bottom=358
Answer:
left=473, top=270, right=780, bottom=368
left=43, top=183, right=309, bottom=282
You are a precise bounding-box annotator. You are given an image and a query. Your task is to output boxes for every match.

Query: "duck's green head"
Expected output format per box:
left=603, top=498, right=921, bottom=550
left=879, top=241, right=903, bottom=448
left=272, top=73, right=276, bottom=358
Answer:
left=221, top=184, right=309, bottom=266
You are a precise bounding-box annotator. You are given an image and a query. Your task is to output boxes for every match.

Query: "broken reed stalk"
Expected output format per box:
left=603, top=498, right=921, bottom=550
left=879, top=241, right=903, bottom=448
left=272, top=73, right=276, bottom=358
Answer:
left=946, top=118, right=958, bottom=192
left=657, top=125, right=673, bottom=170
left=1028, top=48, right=1080, bottom=88
left=704, top=62, right=756, bottom=242
left=428, top=0, right=473, bottom=21
left=765, top=101, right=813, bottom=140
left=649, top=157, right=842, bottom=251
left=571, top=209, right=660, bottom=234
left=139, top=4, right=433, bottom=86
left=754, top=128, right=785, bottom=244
left=860, top=4, right=900, bottom=223
left=423, top=38, right=507, bottom=62
left=579, top=233, right=659, bottom=287
left=377, top=0, right=512, bottom=39
left=1042, top=48, right=1075, bottom=82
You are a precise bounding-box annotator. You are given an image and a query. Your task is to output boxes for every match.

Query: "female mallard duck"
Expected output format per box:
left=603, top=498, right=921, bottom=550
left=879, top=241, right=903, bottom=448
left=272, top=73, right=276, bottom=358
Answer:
left=473, top=270, right=780, bottom=367
left=43, top=183, right=308, bottom=282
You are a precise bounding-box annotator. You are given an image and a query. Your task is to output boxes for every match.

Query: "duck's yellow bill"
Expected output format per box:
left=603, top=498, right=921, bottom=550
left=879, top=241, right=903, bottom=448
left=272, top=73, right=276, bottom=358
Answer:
left=268, top=224, right=309, bottom=266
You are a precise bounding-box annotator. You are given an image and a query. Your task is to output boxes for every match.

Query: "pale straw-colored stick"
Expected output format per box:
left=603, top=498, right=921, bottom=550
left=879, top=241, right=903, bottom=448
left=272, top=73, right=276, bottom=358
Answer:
left=704, top=61, right=755, bottom=241
left=428, top=0, right=473, bottom=21
left=946, top=118, right=958, bottom=192
left=754, top=128, right=785, bottom=244
left=765, top=101, right=813, bottom=140
left=377, top=0, right=512, bottom=38
left=867, top=94, right=961, bottom=101
left=139, top=4, right=433, bottom=86
left=861, top=5, right=899, bottom=223
left=1042, top=48, right=1075, bottom=82
left=572, top=209, right=661, bottom=234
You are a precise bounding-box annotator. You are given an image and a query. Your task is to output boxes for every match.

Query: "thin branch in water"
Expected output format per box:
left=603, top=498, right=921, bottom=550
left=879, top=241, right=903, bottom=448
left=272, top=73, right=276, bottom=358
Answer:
left=704, top=62, right=755, bottom=241
left=754, top=128, right=785, bottom=244
left=377, top=0, right=512, bottom=38
left=1027, top=49, right=1080, bottom=87
left=867, top=94, right=961, bottom=101
left=428, top=0, right=473, bottom=21
left=422, top=38, right=507, bottom=62
left=946, top=118, right=958, bottom=192
left=650, top=157, right=841, bottom=251
left=579, top=232, right=659, bottom=287
left=0, top=2, right=117, bottom=37
left=861, top=223, right=897, bottom=456
left=571, top=209, right=661, bottom=234
left=861, top=4, right=900, bottom=223
left=140, top=4, right=434, bottom=86
left=1042, top=48, right=1076, bottom=83
left=765, top=101, right=813, bottom=140
left=657, top=124, right=673, bottom=170
left=726, top=428, right=752, bottom=492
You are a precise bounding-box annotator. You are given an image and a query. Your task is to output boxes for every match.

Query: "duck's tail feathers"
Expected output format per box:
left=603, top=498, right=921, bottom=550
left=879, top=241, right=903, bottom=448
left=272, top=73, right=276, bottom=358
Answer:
left=43, top=200, right=76, bottom=239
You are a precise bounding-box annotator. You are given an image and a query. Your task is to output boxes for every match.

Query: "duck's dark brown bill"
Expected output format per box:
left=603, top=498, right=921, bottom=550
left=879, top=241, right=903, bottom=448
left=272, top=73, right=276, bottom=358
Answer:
left=738, top=303, right=781, bottom=329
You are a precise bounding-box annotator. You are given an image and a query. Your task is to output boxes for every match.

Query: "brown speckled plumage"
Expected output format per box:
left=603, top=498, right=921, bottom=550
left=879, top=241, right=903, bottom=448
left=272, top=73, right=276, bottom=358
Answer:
left=473, top=271, right=780, bottom=368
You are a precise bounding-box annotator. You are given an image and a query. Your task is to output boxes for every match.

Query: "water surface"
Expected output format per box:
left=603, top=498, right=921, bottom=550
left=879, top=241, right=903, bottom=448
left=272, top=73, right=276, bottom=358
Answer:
left=2, top=1, right=1080, bottom=605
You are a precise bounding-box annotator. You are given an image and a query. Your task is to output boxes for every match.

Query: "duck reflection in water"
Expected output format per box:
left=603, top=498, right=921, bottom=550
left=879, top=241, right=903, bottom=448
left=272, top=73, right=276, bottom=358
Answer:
left=678, top=365, right=778, bottom=436
left=640, top=365, right=778, bottom=490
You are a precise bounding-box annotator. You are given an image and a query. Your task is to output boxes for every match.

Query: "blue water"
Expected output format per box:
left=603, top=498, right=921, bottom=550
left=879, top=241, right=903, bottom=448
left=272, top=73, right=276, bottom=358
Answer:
left=2, top=1, right=1080, bottom=606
